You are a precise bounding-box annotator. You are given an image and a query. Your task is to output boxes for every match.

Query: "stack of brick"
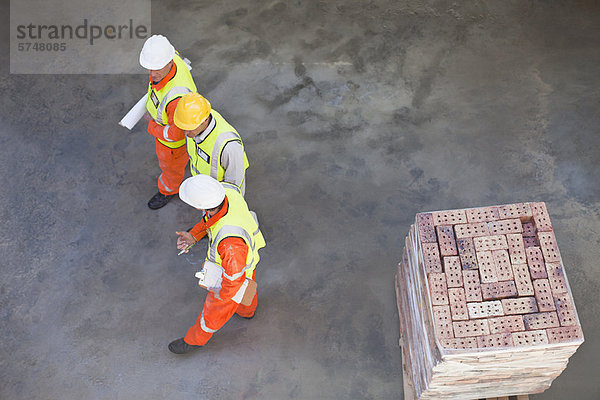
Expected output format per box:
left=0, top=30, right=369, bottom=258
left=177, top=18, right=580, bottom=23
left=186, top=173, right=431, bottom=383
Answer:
left=395, top=202, right=584, bottom=400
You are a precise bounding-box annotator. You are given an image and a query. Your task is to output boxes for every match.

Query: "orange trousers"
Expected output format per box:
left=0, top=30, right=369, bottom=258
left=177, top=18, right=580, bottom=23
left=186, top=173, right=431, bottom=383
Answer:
left=184, top=273, right=257, bottom=346
left=155, top=139, right=188, bottom=195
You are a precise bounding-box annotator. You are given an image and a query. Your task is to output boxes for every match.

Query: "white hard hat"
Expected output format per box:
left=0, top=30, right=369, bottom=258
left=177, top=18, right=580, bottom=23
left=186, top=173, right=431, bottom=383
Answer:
left=179, top=175, right=226, bottom=209
left=139, top=34, right=175, bottom=70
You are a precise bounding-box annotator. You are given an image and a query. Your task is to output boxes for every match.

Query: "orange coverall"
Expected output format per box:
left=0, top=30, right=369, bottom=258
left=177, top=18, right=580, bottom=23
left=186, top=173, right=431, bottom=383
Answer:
left=184, top=201, right=258, bottom=346
left=146, top=66, right=189, bottom=195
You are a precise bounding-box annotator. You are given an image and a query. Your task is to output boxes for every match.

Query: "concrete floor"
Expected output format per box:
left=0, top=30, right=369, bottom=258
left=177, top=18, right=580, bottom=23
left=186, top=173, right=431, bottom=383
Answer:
left=2, top=1, right=600, bottom=399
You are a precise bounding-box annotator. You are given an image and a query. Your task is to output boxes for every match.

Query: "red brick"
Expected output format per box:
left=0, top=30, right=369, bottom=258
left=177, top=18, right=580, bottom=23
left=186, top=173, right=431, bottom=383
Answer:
left=506, top=233, right=526, bottom=265
left=538, top=231, right=561, bottom=263
left=523, top=236, right=539, bottom=248
left=530, top=202, right=553, bottom=232
left=512, top=263, right=535, bottom=296
left=428, top=273, right=449, bottom=306
left=498, top=203, right=533, bottom=222
left=481, top=281, right=518, bottom=300
left=448, top=288, right=469, bottom=321
left=522, top=222, right=536, bottom=237
left=473, top=235, right=509, bottom=252
left=463, top=270, right=483, bottom=302
left=436, top=225, right=458, bottom=256
left=511, top=330, right=549, bottom=346
left=416, top=213, right=437, bottom=243
left=533, top=279, right=556, bottom=312
left=439, top=337, right=478, bottom=349
left=465, top=206, right=500, bottom=223
left=432, top=305, right=454, bottom=339
left=457, top=238, right=478, bottom=270
left=488, top=218, right=524, bottom=235
left=525, top=246, right=547, bottom=279
left=454, top=222, right=491, bottom=238
left=546, top=326, right=584, bottom=343
left=444, top=256, right=463, bottom=287
left=554, top=292, right=578, bottom=326
left=492, top=249, right=514, bottom=281
left=546, top=262, right=568, bottom=294
left=487, top=315, right=525, bottom=334
left=523, top=311, right=560, bottom=330
left=467, top=300, right=505, bottom=319
left=476, top=250, right=498, bottom=283
left=422, top=242, right=442, bottom=273
left=453, top=319, right=490, bottom=338
left=432, top=209, right=467, bottom=226
left=501, top=297, right=539, bottom=315
left=477, top=333, right=514, bottom=348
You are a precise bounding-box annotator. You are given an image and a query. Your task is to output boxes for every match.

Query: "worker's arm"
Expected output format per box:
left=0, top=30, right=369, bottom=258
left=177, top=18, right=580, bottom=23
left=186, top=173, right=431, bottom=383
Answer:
left=217, top=237, right=249, bottom=301
left=220, top=141, right=245, bottom=188
left=147, top=97, right=186, bottom=142
left=188, top=220, right=208, bottom=241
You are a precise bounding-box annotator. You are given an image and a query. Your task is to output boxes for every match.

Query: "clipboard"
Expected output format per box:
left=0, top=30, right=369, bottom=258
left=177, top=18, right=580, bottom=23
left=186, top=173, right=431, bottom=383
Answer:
left=195, top=261, right=256, bottom=306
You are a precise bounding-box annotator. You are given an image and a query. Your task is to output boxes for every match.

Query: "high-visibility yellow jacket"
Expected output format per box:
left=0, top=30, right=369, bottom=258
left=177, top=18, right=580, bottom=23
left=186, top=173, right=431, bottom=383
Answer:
left=186, top=110, right=249, bottom=181
left=146, top=53, right=196, bottom=148
left=206, top=183, right=265, bottom=282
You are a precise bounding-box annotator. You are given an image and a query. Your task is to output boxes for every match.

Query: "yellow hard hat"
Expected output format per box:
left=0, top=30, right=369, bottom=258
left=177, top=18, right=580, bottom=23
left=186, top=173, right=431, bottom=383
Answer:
left=174, top=92, right=212, bottom=130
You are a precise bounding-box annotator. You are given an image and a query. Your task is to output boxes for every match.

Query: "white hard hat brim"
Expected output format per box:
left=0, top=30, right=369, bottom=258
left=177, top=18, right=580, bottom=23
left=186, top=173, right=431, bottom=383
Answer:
left=179, top=175, right=226, bottom=209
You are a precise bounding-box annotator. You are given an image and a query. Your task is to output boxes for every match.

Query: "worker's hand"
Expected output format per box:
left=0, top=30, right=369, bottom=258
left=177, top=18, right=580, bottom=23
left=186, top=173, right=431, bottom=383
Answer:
left=176, top=231, right=196, bottom=252
left=146, top=115, right=160, bottom=132
left=143, top=111, right=153, bottom=123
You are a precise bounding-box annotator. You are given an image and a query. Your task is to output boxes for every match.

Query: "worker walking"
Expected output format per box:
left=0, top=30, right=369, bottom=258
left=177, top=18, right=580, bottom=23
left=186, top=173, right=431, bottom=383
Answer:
left=173, top=92, right=249, bottom=195
left=139, top=35, right=197, bottom=209
left=169, top=175, right=265, bottom=354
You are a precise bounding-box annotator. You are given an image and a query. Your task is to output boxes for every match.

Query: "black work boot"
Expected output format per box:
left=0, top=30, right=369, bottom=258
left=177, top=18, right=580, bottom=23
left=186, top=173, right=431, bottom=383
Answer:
left=238, top=312, right=255, bottom=320
left=168, top=338, right=201, bottom=354
left=148, top=192, right=174, bottom=209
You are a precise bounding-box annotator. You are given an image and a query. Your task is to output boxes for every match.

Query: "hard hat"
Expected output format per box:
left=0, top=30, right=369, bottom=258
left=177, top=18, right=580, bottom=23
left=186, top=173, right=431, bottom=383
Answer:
left=179, top=175, right=225, bottom=209
left=174, top=92, right=212, bottom=130
left=139, top=35, right=175, bottom=70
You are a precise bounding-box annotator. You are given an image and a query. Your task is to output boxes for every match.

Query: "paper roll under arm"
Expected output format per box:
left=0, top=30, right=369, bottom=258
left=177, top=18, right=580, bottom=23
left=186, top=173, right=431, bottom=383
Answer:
left=119, top=93, right=148, bottom=130
left=119, top=58, right=192, bottom=130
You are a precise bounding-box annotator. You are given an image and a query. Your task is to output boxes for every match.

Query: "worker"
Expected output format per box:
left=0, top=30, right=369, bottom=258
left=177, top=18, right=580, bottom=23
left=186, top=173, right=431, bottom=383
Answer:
left=169, top=175, right=265, bottom=354
left=139, top=34, right=197, bottom=209
left=173, top=92, right=249, bottom=195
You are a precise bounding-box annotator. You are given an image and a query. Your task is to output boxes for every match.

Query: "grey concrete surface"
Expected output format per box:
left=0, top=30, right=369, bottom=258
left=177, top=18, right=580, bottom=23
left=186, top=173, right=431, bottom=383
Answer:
left=2, top=1, right=600, bottom=399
